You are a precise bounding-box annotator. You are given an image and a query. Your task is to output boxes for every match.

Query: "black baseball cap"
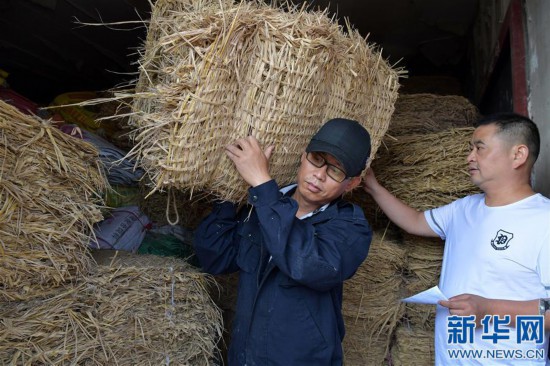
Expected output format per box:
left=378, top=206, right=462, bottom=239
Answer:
left=306, top=118, right=371, bottom=177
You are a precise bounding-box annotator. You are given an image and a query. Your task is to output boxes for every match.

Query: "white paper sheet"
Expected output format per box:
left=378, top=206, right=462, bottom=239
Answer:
left=401, top=285, right=448, bottom=305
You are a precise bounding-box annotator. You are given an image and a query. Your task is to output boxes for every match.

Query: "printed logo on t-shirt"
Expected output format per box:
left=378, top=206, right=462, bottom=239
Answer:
left=491, top=229, right=514, bottom=250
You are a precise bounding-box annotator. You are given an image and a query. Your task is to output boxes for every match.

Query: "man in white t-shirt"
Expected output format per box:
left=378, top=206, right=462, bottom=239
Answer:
left=364, top=113, right=550, bottom=365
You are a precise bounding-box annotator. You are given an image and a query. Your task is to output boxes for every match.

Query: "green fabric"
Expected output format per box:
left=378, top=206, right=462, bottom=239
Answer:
left=137, top=231, right=199, bottom=267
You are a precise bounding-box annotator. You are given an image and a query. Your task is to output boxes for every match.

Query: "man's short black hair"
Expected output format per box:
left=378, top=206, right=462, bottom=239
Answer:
left=475, top=112, right=540, bottom=165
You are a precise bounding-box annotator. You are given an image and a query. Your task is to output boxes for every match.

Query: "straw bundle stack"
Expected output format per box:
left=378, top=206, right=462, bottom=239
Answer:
left=391, top=326, right=435, bottom=366
left=401, top=234, right=443, bottom=331
left=403, top=280, right=437, bottom=331
left=342, top=231, right=407, bottom=365
left=0, top=100, right=106, bottom=301
left=387, top=93, right=479, bottom=136
left=128, top=0, right=401, bottom=202
left=343, top=316, right=389, bottom=366
left=349, top=94, right=479, bottom=229
left=404, top=305, right=436, bottom=332
left=404, top=235, right=443, bottom=286
left=0, top=252, right=223, bottom=365
left=372, top=127, right=480, bottom=211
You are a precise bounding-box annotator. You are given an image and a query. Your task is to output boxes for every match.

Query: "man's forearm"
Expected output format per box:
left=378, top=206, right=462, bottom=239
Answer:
left=368, top=182, right=437, bottom=237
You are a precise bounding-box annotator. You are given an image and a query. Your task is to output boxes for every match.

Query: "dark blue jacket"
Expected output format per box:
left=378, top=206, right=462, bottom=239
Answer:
left=194, top=180, right=372, bottom=366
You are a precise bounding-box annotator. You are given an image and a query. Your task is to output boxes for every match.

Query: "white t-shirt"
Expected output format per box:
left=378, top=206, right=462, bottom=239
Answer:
left=425, top=193, right=550, bottom=365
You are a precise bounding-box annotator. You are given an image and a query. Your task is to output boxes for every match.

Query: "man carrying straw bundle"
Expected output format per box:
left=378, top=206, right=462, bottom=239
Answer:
left=194, top=118, right=373, bottom=365
left=364, top=113, right=550, bottom=365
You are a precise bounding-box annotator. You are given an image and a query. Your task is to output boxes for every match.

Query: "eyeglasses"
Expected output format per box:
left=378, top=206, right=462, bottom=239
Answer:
left=306, top=152, right=348, bottom=183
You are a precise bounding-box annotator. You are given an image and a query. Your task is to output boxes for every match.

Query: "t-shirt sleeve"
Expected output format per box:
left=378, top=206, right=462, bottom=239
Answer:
left=536, top=232, right=550, bottom=297
left=424, top=202, right=456, bottom=240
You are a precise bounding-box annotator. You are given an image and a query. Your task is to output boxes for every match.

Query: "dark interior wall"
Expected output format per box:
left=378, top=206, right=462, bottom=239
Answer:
left=0, top=0, right=483, bottom=106
left=0, top=0, right=148, bottom=104
left=478, top=35, right=513, bottom=115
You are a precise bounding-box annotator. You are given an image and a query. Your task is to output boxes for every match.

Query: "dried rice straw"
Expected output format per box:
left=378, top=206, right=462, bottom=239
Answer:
left=0, top=252, right=223, bottom=365
left=342, top=231, right=406, bottom=364
left=373, top=127, right=481, bottom=211
left=391, top=325, right=435, bottom=366
left=0, top=100, right=106, bottom=301
left=403, top=234, right=443, bottom=287
left=125, top=0, right=401, bottom=204
left=343, top=315, right=390, bottom=366
left=388, top=93, right=479, bottom=136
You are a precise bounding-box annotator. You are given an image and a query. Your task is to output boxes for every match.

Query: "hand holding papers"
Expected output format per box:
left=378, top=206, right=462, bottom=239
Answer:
left=402, top=286, right=448, bottom=305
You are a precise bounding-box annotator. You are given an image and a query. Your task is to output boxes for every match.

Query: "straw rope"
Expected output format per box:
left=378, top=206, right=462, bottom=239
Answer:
left=138, top=178, right=212, bottom=228
left=0, top=100, right=106, bottom=301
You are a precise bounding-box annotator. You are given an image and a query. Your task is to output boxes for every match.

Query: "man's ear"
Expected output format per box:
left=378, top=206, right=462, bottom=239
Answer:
left=512, top=144, right=529, bottom=169
left=344, top=176, right=362, bottom=192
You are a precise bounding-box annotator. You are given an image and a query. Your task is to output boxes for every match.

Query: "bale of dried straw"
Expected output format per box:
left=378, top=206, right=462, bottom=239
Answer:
left=343, top=231, right=406, bottom=317
left=402, top=229, right=443, bottom=331
left=343, top=315, right=390, bottom=366
left=126, top=0, right=401, bottom=203
left=342, top=231, right=407, bottom=364
left=404, top=278, right=437, bottom=331
left=349, top=95, right=479, bottom=225
left=403, top=234, right=443, bottom=287
left=0, top=100, right=106, bottom=301
left=372, top=127, right=481, bottom=211
left=0, top=251, right=223, bottom=365
left=391, top=325, right=435, bottom=366
left=388, top=93, right=479, bottom=136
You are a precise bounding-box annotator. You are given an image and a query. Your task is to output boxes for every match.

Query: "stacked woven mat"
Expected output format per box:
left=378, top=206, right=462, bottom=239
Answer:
left=125, top=0, right=401, bottom=203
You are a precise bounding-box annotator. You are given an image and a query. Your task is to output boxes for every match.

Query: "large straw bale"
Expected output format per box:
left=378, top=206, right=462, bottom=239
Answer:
left=127, top=0, right=401, bottom=203
left=0, top=100, right=106, bottom=301
left=343, top=232, right=406, bottom=317
left=0, top=252, right=223, bottom=365
left=404, top=302, right=436, bottom=331
left=388, top=93, right=479, bottom=136
left=403, top=278, right=437, bottom=331
left=391, top=326, right=435, bottom=366
left=372, top=127, right=481, bottom=211
left=403, top=234, right=443, bottom=286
